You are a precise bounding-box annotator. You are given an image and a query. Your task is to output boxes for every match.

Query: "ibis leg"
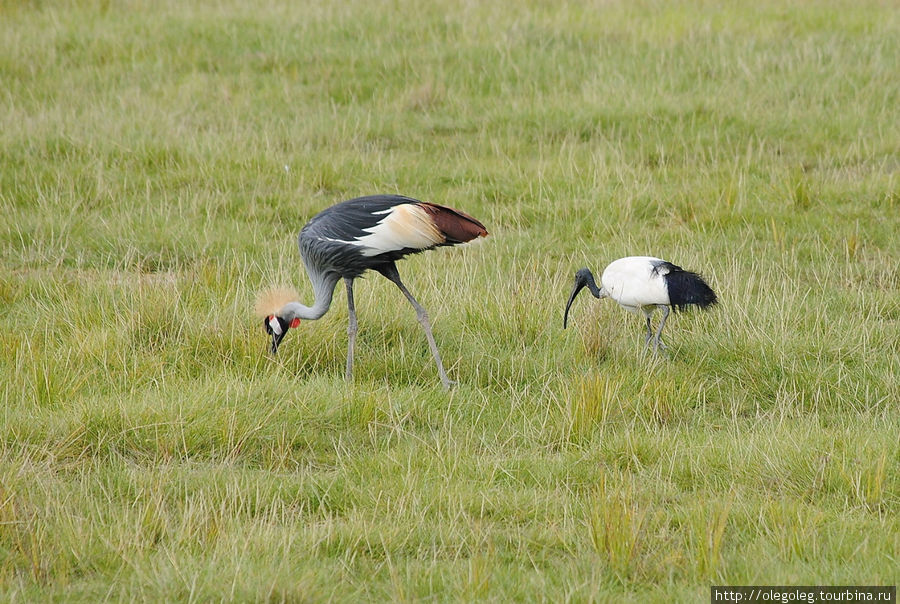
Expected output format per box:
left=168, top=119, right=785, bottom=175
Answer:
left=379, top=263, right=455, bottom=390
left=344, top=278, right=358, bottom=381
left=644, top=315, right=654, bottom=348
left=653, top=305, right=670, bottom=353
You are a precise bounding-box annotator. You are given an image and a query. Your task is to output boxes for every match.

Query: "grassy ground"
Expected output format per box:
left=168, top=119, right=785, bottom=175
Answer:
left=1, top=0, right=898, bottom=600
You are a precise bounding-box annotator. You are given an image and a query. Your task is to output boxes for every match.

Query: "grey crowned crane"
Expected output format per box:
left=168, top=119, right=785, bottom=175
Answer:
left=258, top=194, right=488, bottom=390
left=564, top=256, right=717, bottom=353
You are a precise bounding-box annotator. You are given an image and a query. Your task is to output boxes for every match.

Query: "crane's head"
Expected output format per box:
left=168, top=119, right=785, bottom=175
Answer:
left=264, top=315, right=300, bottom=355
left=563, top=268, right=602, bottom=329
left=255, top=286, right=302, bottom=355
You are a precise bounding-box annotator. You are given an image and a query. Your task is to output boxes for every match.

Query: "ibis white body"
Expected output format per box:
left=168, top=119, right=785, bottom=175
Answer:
left=600, top=256, right=671, bottom=312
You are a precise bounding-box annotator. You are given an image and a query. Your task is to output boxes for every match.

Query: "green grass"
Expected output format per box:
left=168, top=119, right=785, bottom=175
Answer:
left=1, top=0, right=898, bottom=600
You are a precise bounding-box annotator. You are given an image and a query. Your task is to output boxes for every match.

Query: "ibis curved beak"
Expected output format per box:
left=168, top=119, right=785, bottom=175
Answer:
left=564, top=279, right=586, bottom=329
left=564, top=268, right=601, bottom=329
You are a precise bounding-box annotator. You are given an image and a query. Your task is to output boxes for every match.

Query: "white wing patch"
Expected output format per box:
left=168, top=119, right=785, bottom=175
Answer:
left=347, top=204, right=444, bottom=257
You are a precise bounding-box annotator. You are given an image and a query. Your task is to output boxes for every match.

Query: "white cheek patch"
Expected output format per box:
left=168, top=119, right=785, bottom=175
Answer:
left=268, top=317, right=283, bottom=336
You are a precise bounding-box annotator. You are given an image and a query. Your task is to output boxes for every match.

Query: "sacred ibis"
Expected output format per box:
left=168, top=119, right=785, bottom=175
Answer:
left=563, top=256, right=717, bottom=352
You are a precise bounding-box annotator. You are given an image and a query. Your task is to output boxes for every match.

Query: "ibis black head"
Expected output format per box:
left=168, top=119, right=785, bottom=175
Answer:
left=264, top=315, right=300, bottom=355
left=563, top=268, right=602, bottom=329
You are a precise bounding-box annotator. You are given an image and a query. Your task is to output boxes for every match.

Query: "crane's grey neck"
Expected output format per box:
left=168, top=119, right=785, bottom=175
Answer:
left=279, top=270, right=340, bottom=321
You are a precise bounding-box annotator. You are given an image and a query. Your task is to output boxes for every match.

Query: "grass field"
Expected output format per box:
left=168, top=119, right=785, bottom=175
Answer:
left=1, top=0, right=898, bottom=600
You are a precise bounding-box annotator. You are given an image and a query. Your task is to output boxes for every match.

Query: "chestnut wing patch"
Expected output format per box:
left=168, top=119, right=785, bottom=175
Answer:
left=420, top=203, right=488, bottom=244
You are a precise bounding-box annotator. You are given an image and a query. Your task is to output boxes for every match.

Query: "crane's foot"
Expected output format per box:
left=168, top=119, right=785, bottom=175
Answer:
left=643, top=339, right=668, bottom=358
left=649, top=343, right=671, bottom=362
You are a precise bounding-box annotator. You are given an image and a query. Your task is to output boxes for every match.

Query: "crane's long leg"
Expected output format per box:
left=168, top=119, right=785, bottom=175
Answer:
left=378, top=263, right=455, bottom=390
left=653, top=305, right=670, bottom=353
left=344, top=277, right=357, bottom=381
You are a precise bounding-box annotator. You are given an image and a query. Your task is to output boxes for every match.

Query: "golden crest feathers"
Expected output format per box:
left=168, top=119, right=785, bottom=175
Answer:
left=254, top=286, right=299, bottom=318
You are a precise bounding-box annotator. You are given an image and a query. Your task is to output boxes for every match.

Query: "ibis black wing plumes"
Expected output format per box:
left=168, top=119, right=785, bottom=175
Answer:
left=654, top=262, right=718, bottom=311
left=563, top=268, right=602, bottom=329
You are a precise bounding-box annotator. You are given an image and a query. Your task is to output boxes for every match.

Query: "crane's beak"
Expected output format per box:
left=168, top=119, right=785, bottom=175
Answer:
left=270, top=328, right=287, bottom=355
left=264, top=315, right=296, bottom=355
left=564, top=277, right=586, bottom=329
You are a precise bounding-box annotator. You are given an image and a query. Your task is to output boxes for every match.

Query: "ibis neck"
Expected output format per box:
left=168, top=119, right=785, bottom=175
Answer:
left=583, top=271, right=603, bottom=299
left=280, top=271, right=340, bottom=321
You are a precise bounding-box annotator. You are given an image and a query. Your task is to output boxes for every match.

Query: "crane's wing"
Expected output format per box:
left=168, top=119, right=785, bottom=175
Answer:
left=302, top=195, right=486, bottom=259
